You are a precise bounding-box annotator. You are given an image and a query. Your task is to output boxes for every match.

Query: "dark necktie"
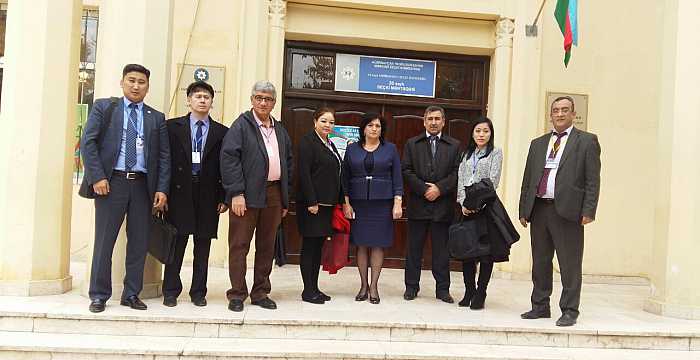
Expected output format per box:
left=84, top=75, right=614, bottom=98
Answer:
left=125, top=103, right=138, bottom=171
left=192, top=120, right=204, bottom=174
left=536, top=131, right=568, bottom=197
left=429, top=135, right=437, bottom=159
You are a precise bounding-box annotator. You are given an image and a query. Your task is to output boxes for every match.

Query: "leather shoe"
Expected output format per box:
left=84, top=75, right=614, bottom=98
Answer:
left=163, top=296, right=177, bottom=307
left=89, top=299, right=106, bottom=313
left=556, top=313, right=578, bottom=327
left=120, top=295, right=147, bottom=310
left=470, top=290, right=486, bottom=310
left=458, top=289, right=476, bottom=307
left=302, top=293, right=325, bottom=304
left=355, top=291, right=368, bottom=301
left=318, top=291, right=331, bottom=301
left=436, top=293, right=454, bottom=304
left=403, top=288, right=418, bottom=301
left=192, top=297, right=207, bottom=307
left=520, top=308, right=551, bottom=319
left=251, top=297, right=277, bottom=310
left=228, top=299, right=244, bottom=312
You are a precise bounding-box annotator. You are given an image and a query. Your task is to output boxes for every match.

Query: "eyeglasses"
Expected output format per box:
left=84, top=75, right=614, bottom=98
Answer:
left=253, top=95, right=275, bottom=103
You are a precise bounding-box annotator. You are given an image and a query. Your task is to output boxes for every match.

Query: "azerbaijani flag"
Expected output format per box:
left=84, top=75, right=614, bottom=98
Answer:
left=554, top=0, right=578, bottom=67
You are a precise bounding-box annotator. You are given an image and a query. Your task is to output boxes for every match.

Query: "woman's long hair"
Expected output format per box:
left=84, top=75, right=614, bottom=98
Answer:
left=465, top=116, right=495, bottom=160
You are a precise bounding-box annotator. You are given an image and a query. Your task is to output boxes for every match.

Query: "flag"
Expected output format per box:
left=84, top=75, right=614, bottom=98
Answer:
left=554, top=0, right=578, bottom=67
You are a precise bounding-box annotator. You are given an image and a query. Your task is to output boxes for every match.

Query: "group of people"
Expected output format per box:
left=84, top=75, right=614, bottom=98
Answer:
left=81, top=63, right=600, bottom=328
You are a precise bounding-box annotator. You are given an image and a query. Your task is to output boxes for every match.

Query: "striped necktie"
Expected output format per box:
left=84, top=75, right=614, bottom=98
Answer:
left=125, top=103, right=138, bottom=170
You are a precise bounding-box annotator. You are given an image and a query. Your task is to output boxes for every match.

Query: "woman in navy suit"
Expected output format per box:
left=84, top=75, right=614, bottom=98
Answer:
left=342, top=113, right=403, bottom=304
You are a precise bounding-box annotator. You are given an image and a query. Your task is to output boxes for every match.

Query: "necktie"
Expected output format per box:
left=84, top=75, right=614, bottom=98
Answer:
left=125, top=103, right=138, bottom=171
left=536, top=131, right=568, bottom=197
left=429, top=135, right=437, bottom=159
left=192, top=120, right=204, bottom=173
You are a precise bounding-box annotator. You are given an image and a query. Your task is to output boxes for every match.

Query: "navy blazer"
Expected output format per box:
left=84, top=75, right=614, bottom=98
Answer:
left=342, top=141, right=403, bottom=200
left=81, top=97, right=171, bottom=200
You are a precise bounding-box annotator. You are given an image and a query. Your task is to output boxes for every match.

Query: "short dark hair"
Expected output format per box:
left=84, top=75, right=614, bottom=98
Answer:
left=313, top=107, right=335, bottom=122
left=122, top=64, right=150, bottom=80
left=551, top=96, right=575, bottom=112
left=424, top=105, right=446, bottom=119
left=465, top=116, right=495, bottom=160
left=187, top=81, right=214, bottom=98
left=358, top=112, right=386, bottom=145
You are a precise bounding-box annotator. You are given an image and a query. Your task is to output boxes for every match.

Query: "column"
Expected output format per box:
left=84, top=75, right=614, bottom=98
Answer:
left=80, top=0, right=174, bottom=298
left=234, top=0, right=269, bottom=115
left=0, top=0, right=81, bottom=295
left=644, top=0, right=700, bottom=319
left=267, top=0, right=287, bottom=119
left=488, top=17, right=515, bottom=153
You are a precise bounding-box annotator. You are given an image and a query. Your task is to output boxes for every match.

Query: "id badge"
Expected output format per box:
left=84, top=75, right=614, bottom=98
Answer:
left=545, top=159, right=558, bottom=169
left=136, top=137, right=144, bottom=148
left=192, top=152, right=201, bottom=164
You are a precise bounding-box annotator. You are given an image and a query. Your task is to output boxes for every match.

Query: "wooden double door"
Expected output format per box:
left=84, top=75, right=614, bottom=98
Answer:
left=280, top=41, right=490, bottom=269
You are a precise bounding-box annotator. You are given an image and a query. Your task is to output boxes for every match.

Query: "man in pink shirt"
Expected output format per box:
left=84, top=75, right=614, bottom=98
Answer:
left=220, top=81, right=293, bottom=312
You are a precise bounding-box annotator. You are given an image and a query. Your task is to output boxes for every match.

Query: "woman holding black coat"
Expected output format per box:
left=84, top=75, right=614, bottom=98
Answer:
left=296, top=107, right=343, bottom=304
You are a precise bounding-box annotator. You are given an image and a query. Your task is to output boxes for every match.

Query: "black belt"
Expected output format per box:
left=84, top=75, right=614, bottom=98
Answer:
left=112, top=170, right=145, bottom=180
left=266, top=180, right=280, bottom=187
left=536, top=197, right=555, bottom=204
left=192, top=174, right=200, bottom=183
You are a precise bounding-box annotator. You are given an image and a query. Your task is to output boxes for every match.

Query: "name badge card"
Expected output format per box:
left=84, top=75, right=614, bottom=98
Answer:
left=545, top=159, right=558, bottom=169
left=192, top=152, right=201, bottom=164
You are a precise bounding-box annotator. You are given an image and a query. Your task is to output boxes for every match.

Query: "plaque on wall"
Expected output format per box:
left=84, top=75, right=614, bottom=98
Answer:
left=335, top=53, right=436, bottom=97
left=176, top=64, right=225, bottom=122
left=545, top=92, right=588, bottom=131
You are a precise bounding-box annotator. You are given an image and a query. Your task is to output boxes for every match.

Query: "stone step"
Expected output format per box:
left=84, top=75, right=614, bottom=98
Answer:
left=1, top=309, right=698, bottom=352
left=1, top=331, right=697, bottom=360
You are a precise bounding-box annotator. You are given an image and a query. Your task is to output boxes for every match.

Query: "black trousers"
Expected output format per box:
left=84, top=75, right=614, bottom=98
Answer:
left=162, top=179, right=212, bottom=300
left=530, top=199, right=584, bottom=316
left=462, top=257, right=493, bottom=292
left=404, top=220, right=450, bottom=295
left=299, top=236, right=325, bottom=298
left=89, top=175, right=150, bottom=301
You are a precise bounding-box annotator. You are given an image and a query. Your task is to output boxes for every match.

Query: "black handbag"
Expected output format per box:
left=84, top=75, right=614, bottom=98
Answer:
left=448, top=213, right=491, bottom=260
left=78, top=97, right=119, bottom=199
left=148, top=212, right=178, bottom=265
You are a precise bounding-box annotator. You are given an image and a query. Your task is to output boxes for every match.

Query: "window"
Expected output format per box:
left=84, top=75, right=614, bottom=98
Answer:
left=0, top=3, right=8, bottom=108
left=78, top=9, right=99, bottom=108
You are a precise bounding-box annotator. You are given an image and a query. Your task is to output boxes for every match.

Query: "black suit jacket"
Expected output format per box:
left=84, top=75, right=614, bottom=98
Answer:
left=296, top=131, right=343, bottom=206
left=167, top=114, right=228, bottom=239
left=81, top=97, right=170, bottom=201
left=519, top=127, right=601, bottom=222
left=402, top=133, right=461, bottom=222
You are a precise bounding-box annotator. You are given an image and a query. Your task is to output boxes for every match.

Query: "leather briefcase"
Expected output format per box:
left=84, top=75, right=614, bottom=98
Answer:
left=448, top=213, right=491, bottom=260
left=148, top=212, right=178, bottom=265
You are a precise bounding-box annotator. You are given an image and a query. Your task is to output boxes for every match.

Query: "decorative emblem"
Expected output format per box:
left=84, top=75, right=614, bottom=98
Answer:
left=194, top=68, right=210, bottom=82
left=341, top=66, right=356, bottom=81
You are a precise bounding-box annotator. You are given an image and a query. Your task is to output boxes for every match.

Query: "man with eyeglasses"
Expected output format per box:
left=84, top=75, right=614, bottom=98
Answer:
left=518, top=96, right=601, bottom=327
left=220, top=81, right=293, bottom=312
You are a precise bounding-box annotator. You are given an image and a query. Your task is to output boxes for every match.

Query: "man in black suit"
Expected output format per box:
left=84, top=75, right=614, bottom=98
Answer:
left=519, top=96, right=601, bottom=327
left=402, top=105, right=461, bottom=303
left=81, top=64, right=170, bottom=313
left=162, top=81, right=228, bottom=307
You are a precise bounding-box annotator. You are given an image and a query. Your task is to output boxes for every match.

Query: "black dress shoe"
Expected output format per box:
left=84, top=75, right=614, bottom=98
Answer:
left=163, top=296, right=177, bottom=307
left=355, top=291, right=368, bottom=301
left=302, top=293, right=325, bottom=304
left=120, top=295, right=147, bottom=310
left=556, top=313, right=578, bottom=327
left=89, top=299, right=106, bottom=313
left=228, top=299, right=244, bottom=312
left=251, top=297, right=277, bottom=310
left=521, top=308, right=551, bottom=319
left=458, top=289, right=476, bottom=307
left=369, top=296, right=380, bottom=304
left=436, top=293, right=454, bottom=304
left=469, top=290, right=486, bottom=310
left=318, top=291, right=331, bottom=301
left=192, top=298, right=207, bottom=307
left=403, top=288, right=418, bottom=301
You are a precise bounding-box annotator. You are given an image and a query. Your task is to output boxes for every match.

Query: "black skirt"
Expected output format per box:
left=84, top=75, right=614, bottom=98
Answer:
left=297, top=204, right=334, bottom=238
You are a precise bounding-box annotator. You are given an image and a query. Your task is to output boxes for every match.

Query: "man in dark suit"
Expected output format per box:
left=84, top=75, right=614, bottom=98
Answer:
left=162, top=81, right=228, bottom=307
left=402, top=105, right=461, bottom=303
left=81, top=64, right=170, bottom=313
left=220, top=81, right=293, bottom=312
left=519, top=96, right=601, bottom=327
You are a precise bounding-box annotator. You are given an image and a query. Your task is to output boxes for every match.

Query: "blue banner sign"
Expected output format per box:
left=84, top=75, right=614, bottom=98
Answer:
left=335, top=54, right=436, bottom=98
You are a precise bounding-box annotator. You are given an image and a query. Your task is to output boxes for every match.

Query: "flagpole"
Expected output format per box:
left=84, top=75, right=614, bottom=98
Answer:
left=526, top=0, right=548, bottom=36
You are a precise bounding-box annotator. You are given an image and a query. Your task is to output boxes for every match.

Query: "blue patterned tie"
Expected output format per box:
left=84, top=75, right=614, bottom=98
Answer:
left=125, top=103, right=138, bottom=171
left=192, top=120, right=204, bottom=174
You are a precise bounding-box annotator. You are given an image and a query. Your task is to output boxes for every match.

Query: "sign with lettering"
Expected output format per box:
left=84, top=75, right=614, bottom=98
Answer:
left=335, top=54, right=436, bottom=97
left=176, top=64, right=225, bottom=122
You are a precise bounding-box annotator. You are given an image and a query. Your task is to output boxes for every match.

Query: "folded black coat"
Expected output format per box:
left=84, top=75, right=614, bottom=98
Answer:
left=461, top=179, right=520, bottom=263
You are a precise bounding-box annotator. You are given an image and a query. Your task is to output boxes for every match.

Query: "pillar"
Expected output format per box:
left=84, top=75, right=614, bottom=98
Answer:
left=234, top=0, right=269, bottom=116
left=488, top=17, right=515, bottom=154
left=267, top=0, right=287, bottom=119
left=644, top=0, right=700, bottom=319
left=80, top=0, right=174, bottom=299
left=0, top=0, right=81, bottom=295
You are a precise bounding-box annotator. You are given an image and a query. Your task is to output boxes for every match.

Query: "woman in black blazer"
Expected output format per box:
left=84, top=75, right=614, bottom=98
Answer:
left=296, top=107, right=343, bottom=304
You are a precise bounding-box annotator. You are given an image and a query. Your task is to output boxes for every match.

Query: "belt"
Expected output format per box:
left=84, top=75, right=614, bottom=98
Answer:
left=266, top=180, right=280, bottom=187
left=192, top=174, right=200, bottom=183
left=112, top=170, right=145, bottom=180
left=536, top=197, right=555, bottom=204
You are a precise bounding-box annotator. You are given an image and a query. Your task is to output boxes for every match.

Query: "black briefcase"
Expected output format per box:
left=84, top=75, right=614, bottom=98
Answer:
left=148, top=213, right=178, bottom=265
left=448, top=213, right=491, bottom=260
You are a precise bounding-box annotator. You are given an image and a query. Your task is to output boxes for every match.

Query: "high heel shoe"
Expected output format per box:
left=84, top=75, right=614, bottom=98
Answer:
left=470, top=289, right=486, bottom=310
left=369, top=295, right=380, bottom=304
left=458, top=287, right=476, bottom=307
left=355, top=291, right=368, bottom=301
